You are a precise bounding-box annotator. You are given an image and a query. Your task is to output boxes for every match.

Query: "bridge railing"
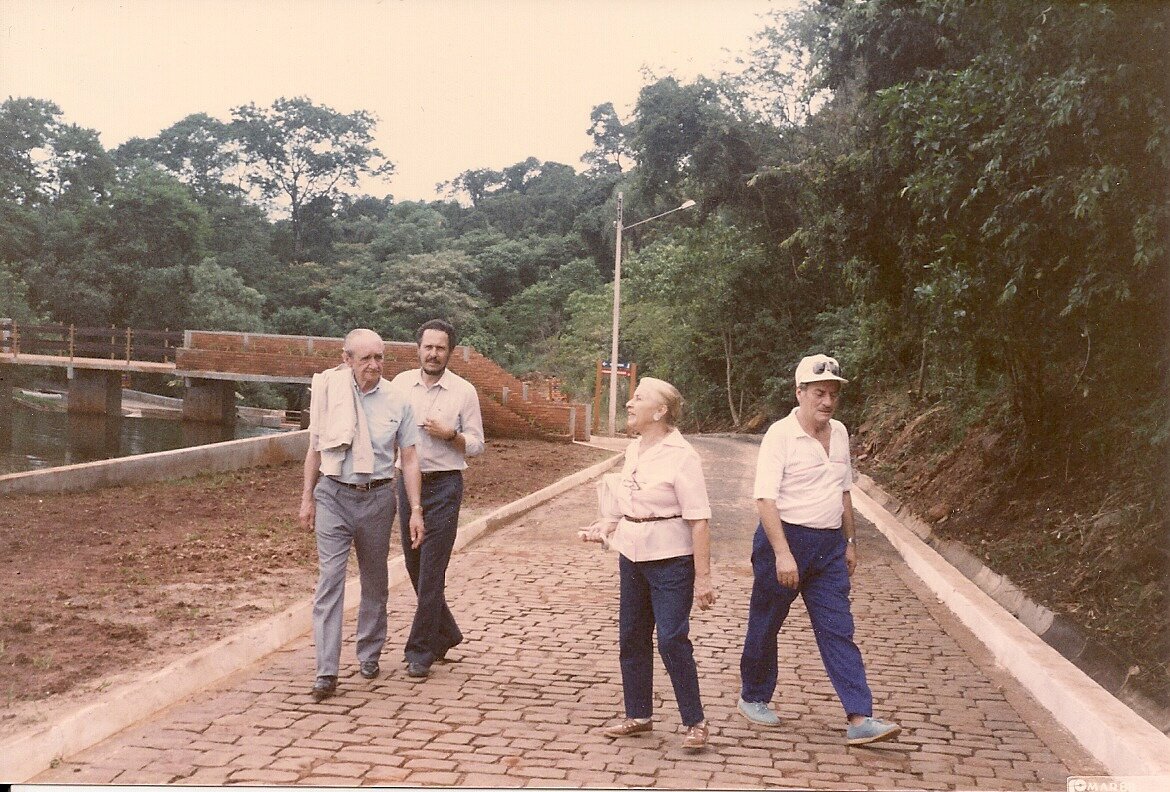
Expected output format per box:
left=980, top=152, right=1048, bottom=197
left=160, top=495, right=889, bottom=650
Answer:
left=0, top=320, right=184, bottom=363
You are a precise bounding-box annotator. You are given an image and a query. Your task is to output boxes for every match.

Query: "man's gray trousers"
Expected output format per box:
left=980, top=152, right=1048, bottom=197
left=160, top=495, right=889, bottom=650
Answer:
left=312, top=476, right=395, bottom=677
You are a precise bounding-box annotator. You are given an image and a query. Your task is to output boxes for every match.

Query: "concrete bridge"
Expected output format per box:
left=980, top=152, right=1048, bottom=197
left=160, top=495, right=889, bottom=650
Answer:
left=0, top=322, right=590, bottom=441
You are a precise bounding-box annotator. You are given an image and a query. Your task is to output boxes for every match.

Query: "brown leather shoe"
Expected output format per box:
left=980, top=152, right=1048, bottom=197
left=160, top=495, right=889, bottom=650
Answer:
left=602, top=718, right=653, bottom=738
left=682, top=721, right=709, bottom=750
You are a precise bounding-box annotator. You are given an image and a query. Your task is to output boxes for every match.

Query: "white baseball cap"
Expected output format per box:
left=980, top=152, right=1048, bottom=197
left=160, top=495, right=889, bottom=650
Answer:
left=795, top=354, right=848, bottom=385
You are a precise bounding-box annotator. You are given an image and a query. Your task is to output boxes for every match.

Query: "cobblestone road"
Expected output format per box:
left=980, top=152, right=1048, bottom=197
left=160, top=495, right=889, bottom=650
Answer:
left=37, top=436, right=1101, bottom=788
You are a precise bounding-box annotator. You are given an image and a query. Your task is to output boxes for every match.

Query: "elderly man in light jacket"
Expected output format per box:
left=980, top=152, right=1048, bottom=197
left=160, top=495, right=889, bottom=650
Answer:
left=299, top=328, right=424, bottom=701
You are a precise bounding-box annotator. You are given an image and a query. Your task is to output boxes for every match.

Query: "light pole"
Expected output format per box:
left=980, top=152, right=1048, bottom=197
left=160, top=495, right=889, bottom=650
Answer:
left=608, top=192, right=696, bottom=436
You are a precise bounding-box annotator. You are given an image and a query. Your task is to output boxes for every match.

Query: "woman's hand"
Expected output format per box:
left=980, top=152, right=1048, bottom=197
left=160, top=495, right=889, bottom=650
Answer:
left=694, top=573, right=716, bottom=611
left=578, top=519, right=616, bottom=546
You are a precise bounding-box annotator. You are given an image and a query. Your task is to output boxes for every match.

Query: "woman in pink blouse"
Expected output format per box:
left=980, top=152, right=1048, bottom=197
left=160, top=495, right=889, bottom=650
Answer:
left=582, top=377, right=716, bottom=750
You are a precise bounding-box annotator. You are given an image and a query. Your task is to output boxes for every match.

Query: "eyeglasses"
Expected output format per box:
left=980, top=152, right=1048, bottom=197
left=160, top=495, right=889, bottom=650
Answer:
left=812, top=359, right=841, bottom=376
left=622, top=471, right=641, bottom=491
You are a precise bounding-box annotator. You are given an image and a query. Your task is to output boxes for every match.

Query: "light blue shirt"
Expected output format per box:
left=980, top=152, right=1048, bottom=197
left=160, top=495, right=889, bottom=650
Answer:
left=335, top=377, right=419, bottom=484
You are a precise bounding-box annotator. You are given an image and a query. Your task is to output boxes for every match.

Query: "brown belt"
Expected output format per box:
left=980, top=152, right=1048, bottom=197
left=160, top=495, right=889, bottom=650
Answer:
left=623, top=514, right=682, bottom=523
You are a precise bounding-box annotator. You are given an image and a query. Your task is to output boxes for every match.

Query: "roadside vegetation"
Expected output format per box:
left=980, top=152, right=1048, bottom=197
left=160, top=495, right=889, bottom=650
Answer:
left=1, top=2, right=1164, bottom=699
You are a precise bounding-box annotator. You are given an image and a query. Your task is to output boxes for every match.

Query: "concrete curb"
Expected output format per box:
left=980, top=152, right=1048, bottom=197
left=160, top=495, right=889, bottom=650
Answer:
left=857, top=476, right=1168, bottom=732
left=0, top=450, right=622, bottom=782
left=0, top=430, right=311, bottom=496
left=851, top=476, right=1170, bottom=777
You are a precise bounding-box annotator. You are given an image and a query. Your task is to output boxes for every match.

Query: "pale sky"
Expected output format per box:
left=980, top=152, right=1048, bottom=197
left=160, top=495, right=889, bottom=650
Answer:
left=0, top=0, right=794, bottom=201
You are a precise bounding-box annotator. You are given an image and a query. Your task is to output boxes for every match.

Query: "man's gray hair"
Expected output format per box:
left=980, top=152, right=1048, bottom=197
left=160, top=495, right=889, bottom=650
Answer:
left=343, top=328, right=383, bottom=355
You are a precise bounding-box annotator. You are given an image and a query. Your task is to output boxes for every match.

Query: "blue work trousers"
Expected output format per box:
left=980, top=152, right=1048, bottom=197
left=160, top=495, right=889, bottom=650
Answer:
left=740, top=521, right=873, bottom=717
left=618, top=553, right=705, bottom=727
left=398, top=470, right=464, bottom=667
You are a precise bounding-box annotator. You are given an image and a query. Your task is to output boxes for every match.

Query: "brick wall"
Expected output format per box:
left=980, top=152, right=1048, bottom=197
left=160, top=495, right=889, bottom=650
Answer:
left=178, top=331, right=588, bottom=441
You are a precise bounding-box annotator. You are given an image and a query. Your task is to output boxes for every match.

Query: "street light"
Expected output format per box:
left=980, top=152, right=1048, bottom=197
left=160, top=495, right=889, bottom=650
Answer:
left=608, top=192, right=697, bottom=436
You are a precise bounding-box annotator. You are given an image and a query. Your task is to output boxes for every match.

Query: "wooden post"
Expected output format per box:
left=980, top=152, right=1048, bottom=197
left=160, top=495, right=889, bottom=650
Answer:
left=593, top=359, right=604, bottom=432
left=125, top=327, right=132, bottom=363
left=629, top=362, right=637, bottom=395
left=69, top=324, right=75, bottom=360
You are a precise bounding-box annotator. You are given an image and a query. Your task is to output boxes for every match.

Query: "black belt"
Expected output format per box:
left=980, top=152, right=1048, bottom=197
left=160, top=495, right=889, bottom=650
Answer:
left=623, top=514, right=682, bottom=523
left=422, top=470, right=461, bottom=481
left=330, top=477, right=394, bottom=492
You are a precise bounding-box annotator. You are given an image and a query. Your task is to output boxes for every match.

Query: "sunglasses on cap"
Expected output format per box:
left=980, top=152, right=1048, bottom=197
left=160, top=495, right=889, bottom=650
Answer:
left=812, top=359, right=841, bottom=376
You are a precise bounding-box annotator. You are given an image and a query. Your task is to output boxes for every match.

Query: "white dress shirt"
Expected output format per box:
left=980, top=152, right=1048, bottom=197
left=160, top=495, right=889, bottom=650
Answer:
left=753, top=408, right=853, bottom=530
left=608, top=428, right=712, bottom=563
left=390, top=367, right=485, bottom=472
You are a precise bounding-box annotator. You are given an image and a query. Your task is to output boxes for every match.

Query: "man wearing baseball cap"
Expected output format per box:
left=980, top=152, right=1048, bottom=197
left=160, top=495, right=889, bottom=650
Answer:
left=736, top=354, right=901, bottom=745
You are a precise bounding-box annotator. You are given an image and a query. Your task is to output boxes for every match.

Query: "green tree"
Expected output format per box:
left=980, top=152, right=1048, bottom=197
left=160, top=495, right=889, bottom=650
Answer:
left=231, top=96, right=394, bottom=259
left=363, top=201, right=448, bottom=258
left=440, top=167, right=504, bottom=207
left=582, top=102, right=633, bottom=175
left=624, top=220, right=798, bottom=426
left=187, top=258, right=266, bottom=331
left=0, top=97, right=115, bottom=207
left=629, top=76, right=762, bottom=209
left=376, top=250, right=483, bottom=338
left=114, top=112, right=240, bottom=201
left=0, top=262, right=41, bottom=322
left=478, top=256, right=604, bottom=369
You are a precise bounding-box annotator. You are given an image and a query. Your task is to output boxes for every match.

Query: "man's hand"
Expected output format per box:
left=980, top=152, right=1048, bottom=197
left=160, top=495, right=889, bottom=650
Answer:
left=409, top=511, right=425, bottom=549
left=299, top=495, right=315, bottom=531
left=694, top=574, right=717, bottom=611
left=422, top=417, right=456, bottom=441
left=845, top=542, right=857, bottom=577
left=775, top=549, right=800, bottom=590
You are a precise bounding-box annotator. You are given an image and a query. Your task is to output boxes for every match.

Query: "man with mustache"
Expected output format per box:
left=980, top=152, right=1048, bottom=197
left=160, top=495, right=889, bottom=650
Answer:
left=737, top=354, right=901, bottom=746
left=390, top=319, right=484, bottom=679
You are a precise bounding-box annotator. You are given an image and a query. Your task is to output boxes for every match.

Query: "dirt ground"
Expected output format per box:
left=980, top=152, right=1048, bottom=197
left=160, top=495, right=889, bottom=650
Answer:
left=0, top=438, right=612, bottom=738
left=854, top=393, right=1167, bottom=704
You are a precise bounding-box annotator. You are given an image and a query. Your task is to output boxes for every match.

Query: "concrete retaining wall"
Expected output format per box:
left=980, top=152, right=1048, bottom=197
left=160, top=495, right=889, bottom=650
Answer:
left=0, top=430, right=310, bottom=496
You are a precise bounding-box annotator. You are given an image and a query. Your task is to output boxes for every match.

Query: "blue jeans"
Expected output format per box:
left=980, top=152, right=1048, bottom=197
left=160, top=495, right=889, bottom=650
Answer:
left=740, top=521, right=873, bottom=717
left=398, top=471, right=464, bottom=667
left=618, top=553, right=705, bottom=727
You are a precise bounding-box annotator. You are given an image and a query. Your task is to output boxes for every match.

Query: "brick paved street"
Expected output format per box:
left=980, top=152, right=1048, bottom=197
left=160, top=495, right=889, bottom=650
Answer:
left=37, top=437, right=1101, bottom=788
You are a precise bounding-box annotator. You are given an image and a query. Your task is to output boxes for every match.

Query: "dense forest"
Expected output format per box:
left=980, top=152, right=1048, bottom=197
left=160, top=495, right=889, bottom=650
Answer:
left=2, top=3, right=1166, bottom=693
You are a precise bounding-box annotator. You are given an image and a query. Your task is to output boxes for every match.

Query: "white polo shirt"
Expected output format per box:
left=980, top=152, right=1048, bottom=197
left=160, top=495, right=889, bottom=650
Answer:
left=609, top=428, right=712, bottom=563
left=753, top=408, right=853, bottom=530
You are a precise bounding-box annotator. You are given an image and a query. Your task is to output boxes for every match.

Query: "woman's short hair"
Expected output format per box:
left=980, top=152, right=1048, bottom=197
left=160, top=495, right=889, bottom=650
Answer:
left=638, top=377, right=684, bottom=426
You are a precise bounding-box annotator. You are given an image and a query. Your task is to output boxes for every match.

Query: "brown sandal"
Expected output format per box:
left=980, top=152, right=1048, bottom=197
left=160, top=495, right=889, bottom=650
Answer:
left=602, top=718, right=653, bottom=738
left=682, top=721, right=709, bottom=750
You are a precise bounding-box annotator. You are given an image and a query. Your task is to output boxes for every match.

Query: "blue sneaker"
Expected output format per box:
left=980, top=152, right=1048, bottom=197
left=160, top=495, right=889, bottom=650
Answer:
left=737, top=698, right=781, bottom=726
left=846, top=716, right=901, bottom=745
